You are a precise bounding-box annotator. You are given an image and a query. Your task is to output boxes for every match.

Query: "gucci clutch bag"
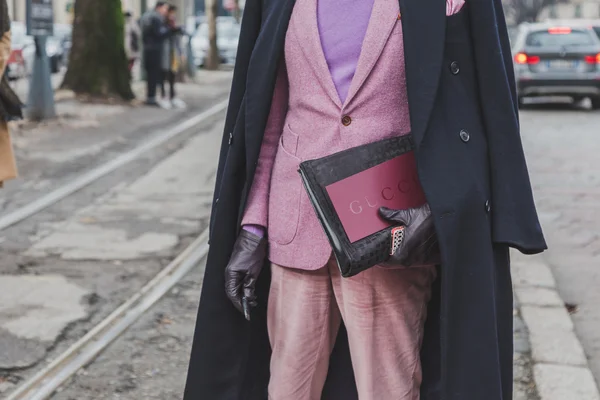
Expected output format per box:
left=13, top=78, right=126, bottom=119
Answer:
left=298, top=134, right=426, bottom=277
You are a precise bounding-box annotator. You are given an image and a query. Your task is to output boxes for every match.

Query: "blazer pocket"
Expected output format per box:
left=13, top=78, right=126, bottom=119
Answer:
left=268, top=135, right=302, bottom=245
left=281, top=124, right=299, bottom=157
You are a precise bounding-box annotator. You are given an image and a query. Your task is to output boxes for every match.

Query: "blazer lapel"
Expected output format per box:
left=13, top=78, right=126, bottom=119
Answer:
left=344, top=0, right=398, bottom=107
left=398, top=0, right=446, bottom=148
left=291, top=0, right=343, bottom=108
left=245, top=0, right=296, bottom=164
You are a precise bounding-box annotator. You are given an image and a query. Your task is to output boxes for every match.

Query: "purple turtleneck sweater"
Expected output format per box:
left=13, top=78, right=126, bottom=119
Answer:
left=243, top=0, right=465, bottom=238
left=317, top=0, right=375, bottom=103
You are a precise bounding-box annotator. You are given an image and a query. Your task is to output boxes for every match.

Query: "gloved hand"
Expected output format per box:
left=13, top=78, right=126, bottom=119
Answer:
left=224, top=229, right=268, bottom=320
left=379, top=203, right=441, bottom=267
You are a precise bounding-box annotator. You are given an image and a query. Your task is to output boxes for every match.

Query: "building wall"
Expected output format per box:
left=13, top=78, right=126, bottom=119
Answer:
left=539, top=0, right=600, bottom=20
left=9, top=0, right=192, bottom=25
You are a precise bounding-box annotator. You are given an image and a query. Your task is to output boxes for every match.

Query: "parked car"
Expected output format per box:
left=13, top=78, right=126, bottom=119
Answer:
left=512, top=22, right=600, bottom=109
left=191, top=18, right=240, bottom=67
left=8, top=22, right=68, bottom=79
left=7, top=22, right=34, bottom=80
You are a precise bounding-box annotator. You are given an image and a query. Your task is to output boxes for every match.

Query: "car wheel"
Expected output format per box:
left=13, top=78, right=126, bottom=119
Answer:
left=591, top=97, right=600, bottom=110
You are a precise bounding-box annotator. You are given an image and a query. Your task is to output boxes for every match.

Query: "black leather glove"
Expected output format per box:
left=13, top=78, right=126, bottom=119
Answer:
left=224, top=229, right=268, bottom=320
left=379, top=203, right=441, bottom=267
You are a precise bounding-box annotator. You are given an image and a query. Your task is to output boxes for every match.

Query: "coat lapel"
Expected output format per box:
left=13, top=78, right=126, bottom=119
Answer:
left=343, top=0, right=398, bottom=107
left=245, top=0, right=297, bottom=165
left=398, top=0, right=446, bottom=148
left=291, top=0, right=343, bottom=108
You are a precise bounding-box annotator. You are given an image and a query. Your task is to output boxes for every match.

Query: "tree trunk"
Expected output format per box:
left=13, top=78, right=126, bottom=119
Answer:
left=61, top=0, right=134, bottom=101
left=204, top=0, right=219, bottom=70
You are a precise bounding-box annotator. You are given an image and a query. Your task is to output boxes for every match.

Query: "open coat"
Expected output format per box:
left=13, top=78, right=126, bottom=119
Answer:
left=184, top=0, right=547, bottom=398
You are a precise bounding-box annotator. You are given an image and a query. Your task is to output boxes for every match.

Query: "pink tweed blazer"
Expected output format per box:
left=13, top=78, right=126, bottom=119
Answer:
left=242, top=0, right=464, bottom=270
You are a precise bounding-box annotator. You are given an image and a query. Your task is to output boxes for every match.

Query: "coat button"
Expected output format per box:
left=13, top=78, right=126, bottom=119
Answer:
left=341, top=115, right=352, bottom=126
left=459, top=129, right=470, bottom=142
left=485, top=200, right=491, bottom=213
left=450, top=61, right=460, bottom=75
left=228, top=132, right=233, bottom=145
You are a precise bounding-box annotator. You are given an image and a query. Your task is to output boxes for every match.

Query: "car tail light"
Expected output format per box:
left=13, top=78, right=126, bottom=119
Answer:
left=584, top=53, right=600, bottom=64
left=7, top=49, right=22, bottom=65
left=514, top=52, right=540, bottom=65
left=548, top=27, right=572, bottom=34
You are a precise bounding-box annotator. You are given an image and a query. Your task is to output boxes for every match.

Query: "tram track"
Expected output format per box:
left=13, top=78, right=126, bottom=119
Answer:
left=1, top=102, right=227, bottom=399
left=6, top=230, right=210, bottom=400
left=0, top=100, right=228, bottom=232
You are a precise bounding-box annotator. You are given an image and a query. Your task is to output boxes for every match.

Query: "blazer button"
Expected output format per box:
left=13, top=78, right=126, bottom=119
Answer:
left=459, top=129, right=470, bottom=142
left=450, top=61, right=460, bottom=75
left=341, top=115, right=352, bottom=126
left=485, top=200, right=491, bottom=213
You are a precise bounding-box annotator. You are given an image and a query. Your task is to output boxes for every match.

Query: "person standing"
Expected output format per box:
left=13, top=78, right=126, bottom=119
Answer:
left=183, top=0, right=547, bottom=398
left=124, top=11, right=141, bottom=75
left=0, top=0, right=23, bottom=188
left=140, top=1, right=171, bottom=107
left=159, top=5, right=186, bottom=109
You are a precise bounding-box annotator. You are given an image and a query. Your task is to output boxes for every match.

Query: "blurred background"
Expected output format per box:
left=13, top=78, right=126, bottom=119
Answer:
left=0, top=0, right=599, bottom=399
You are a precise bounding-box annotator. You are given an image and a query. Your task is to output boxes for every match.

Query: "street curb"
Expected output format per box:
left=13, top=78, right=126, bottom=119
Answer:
left=511, top=252, right=600, bottom=400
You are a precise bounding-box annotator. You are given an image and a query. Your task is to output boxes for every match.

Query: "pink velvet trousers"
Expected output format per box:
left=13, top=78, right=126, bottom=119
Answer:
left=267, top=257, right=436, bottom=400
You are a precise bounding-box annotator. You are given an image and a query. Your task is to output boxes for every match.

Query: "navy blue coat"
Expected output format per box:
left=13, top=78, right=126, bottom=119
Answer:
left=183, top=0, right=547, bottom=398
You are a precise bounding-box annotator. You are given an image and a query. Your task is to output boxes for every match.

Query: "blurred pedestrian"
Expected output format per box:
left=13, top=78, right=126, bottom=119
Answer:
left=159, top=5, right=186, bottom=109
left=184, top=0, right=547, bottom=398
left=0, top=0, right=23, bottom=188
left=124, top=11, right=141, bottom=76
left=140, top=1, right=173, bottom=107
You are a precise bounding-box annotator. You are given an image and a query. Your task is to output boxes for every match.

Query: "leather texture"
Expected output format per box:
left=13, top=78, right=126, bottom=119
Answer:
left=224, top=229, right=268, bottom=318
left=379, top=203, right=441, bottom=267
left=298, top=135, right=418, bottom=277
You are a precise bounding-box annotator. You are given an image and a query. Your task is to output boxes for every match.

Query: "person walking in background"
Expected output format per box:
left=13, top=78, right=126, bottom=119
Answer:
left=159, top=5, right=186, bottom=109
left=140, top=1, right=173, bottom=107
left=0, top=0, right=23, bottom=188
left=124, top=11, right=141, bottom=76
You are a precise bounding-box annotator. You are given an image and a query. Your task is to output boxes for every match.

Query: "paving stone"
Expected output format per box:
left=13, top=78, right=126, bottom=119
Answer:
left=0, top=275, right=90, bottom=368
left=0, top=328, right=46, bottom=369
left=521, top=305, right=587, bottom=366
left=512, top=259, right=557, bottom=288
left=0, top=381, right=15, bottom=393
left=535, top=364, right=600, bottom=400
left=515, top=286, right=564, bottom=307
left=26, top=224, right=179, bottom=260
left=0, top=275, right=89, bottom=342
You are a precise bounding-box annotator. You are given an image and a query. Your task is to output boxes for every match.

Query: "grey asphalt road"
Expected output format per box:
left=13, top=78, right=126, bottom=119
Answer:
left=519, top=101, right=600, bottom=388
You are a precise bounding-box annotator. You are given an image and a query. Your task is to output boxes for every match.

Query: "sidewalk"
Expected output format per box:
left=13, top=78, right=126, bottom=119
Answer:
left=512, top=251, right=600, bottom=400
left=0, top=113, right=223, bottom=396
left=1, top=70, right=232, bottom=218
